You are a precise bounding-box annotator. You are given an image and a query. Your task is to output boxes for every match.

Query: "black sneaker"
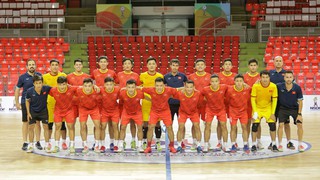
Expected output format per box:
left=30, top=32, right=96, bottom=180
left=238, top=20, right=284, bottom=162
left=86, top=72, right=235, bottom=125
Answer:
left=251, top=145, right=257, bottom=152
left=35, top=141, right=43, bottom=150
left=268, top=143, right=272, bottom=150
left=272, top=145, right=279, bottom=152
left=287, top=141, right=295, bottom=150
left=22, top=142, right=28, bottom=151
left=91, top=143, right=95, bottom=151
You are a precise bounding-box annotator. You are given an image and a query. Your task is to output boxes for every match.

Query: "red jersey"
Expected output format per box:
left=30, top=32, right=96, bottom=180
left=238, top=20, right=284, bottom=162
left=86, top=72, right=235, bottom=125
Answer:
left=76, top=88, right=100, bottom=110
left=226, top=85, right=251, bottom=114
left=117, top=71, right=141, bottom=88
left=100, top=86, right=120, bottom=113
left=188, top=72, right=211, bottom=91
left=119, top=89, right=144, bottom=115
left=201, top=85, right=228, bottom=113
left=67, top=72, right=91, bottom=86
left=142, top=87, right=177, bottom=112
left=49, top=86, right=77, bottom=114
left=174, top=90, right=203, bottom=115
left=92, top=69, right=117, bottom=86
left=243, top=72, right=260, bottom=87
left=218, top=72, right=236, bottom=85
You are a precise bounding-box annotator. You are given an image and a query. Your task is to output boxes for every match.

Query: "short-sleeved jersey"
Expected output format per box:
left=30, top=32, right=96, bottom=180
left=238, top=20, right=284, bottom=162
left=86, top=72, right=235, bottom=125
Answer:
left=92, top=69, right=117, bottom=86
left=26, top=85, right=51, bottom=113
left=142, top=87, right=177, bottom=112
left=164, top=72, right=188, bottom=104
left=226, top=85, right=251, bottom=114
left=243, top=72, right=260, bottom=87
left=201, top=84, right=228, bottom=113
left=119, top=89, right=144, bottom=115
left=251, top=82, right=278, bottom=110
left=188, top=72, right=211, bottom=91
left=43, top=72, right=67, bottom=104
left=270, top=69, right=285, bottom=84
left=76, top=88, right=100, bottom=110
left=100, top=86, right=120, bottom=113
left=117, top=71, right=141, bottom=88
left=277, top=82, right=303, bottom=110
left=174, top=90, right=203, bottom=115
left=16, top=72, right=42, bottom=104
left=49, top=86, right=77, bottom=114
left=140, top=72, right=163, bottom=88
left=218, top=72, right=236, bottom=85
left=67, top=72, right=91, bottom=86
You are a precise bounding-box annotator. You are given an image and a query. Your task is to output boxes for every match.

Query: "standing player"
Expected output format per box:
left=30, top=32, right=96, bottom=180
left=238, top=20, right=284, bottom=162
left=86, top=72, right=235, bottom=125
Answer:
left=15, top=59, right=42, bottom=151
left=243, top=58, right=263, bottom=149
left=251, top=70, right=278, bottom=152
left=140, top=57, right=163, bottom=150
left=188, top=59, right=211, bottom=149
left=77, top=78, right=101, bottom=153
left=91, top=56, right=117, bottom=150
left=175, top=80, right=203, bottom=153
left=143, top=78, right=177, bottom=153
left=25, top=75, right=51, bottom=153
left=100, top=77, right=120, bottom=152
left=49, top=76, right=77, bottom=153
left=43, top=59, right=67, bottom=149
left=201, top=75, right=228, bottom=152
left=276, top=71, right=304, bottom=152
left=117, top=79, right=145, bottom=152
left=226, top=74, right=251, bottom=153
left=164, top=59, right=188, bottom=146
left=117, top=57, right=141, bottom=149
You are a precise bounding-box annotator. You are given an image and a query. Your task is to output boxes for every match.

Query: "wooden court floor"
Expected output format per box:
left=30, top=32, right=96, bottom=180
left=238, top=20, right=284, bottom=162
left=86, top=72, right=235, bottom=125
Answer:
left=1, top=112, right=319, bottom=180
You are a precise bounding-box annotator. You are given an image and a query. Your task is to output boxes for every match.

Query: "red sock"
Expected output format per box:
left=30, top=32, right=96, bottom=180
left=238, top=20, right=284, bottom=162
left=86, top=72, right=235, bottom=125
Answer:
left=169, top=142, right=174, bottom=147
left=147, top=141, right=152, bottom=147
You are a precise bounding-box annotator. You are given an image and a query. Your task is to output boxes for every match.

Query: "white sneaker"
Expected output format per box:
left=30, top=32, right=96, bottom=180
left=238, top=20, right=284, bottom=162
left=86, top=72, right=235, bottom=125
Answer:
left=117, top=146, right=124, bottom=153
left=69, top=146, right=76, bottom=153
left=45, top=144, right=52, bottom=153
left=257, top=142, right=264, bottom=150
left=191, top=143, right=197, bottom=150
left=27, top=146, right=34, bottom=153
left=137, top=146, right=144, bottom=153
left=203, top=145, right=209, bottom=153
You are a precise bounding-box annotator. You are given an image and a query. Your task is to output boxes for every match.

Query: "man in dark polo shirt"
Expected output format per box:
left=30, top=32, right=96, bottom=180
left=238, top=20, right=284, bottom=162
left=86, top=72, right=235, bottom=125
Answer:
left=25, top=75, right=52, bottom=153
left=164, top=59, right=188, bottom=145
left=15, top=59, right=43, bottom=151
left=276, top=70, right=304, bottom=152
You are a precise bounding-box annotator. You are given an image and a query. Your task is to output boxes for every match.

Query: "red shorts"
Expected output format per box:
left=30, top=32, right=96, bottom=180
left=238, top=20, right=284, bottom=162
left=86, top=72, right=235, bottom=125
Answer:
left=149, top=110, right=172, bottom=126
left=247, top=103, right=253, bottom=119
left=118, top=103, right=123, bottom=118
left=73, top=105, right=79, bottom=118
left=229, top=112, right=248, bottom=125
left=178, top=112, right=200, bottom=123
left=205, top=110, right=227, bottom=122
left=197, top=105, right=206, bottom=121
left=101, top=110, right=120, bottom=123
left=121, top=111, right=143, bottom=126
left=79, top=107, right=101, bottom=122
left=54, top=110, right=75, bottom=124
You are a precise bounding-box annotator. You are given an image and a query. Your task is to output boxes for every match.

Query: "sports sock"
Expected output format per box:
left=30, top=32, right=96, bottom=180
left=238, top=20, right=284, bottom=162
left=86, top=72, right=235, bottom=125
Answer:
left=155, top=126, right=161, bottom=138
left=143, top=127, right=148, bottom=139
left=70, top=141, right=74, bottom=147
left=55, top=141, right=59, bottom=147
left=138, top=141, right=142, bottom=147
left=231, top=142, right=235, bottom=145
left=244, top=142, right=248, bottom=145
left=177, top=141, right=181, bottom=147
left=110, top=139, right=114, bottom=144
left=83, top=141, right=87, bottom=147
left=147, top=141, right=152, bottom=147
left=156, top=138, right=160, bottom=143
left=272, top=141, right=276, bottom=146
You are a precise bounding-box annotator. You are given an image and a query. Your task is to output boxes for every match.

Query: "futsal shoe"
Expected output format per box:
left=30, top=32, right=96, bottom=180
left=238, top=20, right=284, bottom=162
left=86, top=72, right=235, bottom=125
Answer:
left=251, top=145, right=257, bottom=153
left=203, top=145, right=208, bottom=153
left=196, top=146, right=203, bottom=153
left=22, top=142, right=28, bottom=151
left=268, top=143, right=272, bottom=150
left=35, top=141, right=43, bottom=150
left=191, top=143, right=197, bottom=150
left=215, top=143, right=222, bottom=151
left=91, top=143, right=95, bottom=151
left=155, top=142, right=162, bottom=152
left=51, top=146, right=59, bottom=153
left=230, top=144, right=237, bottom=153
left=181, top=142, right=186, bottom=149
left=123, top=142, right=127, bottom=149
left=137, top=146, right=144, bottom=153
left=177, top=146, right=183, bottom=153
left=243, top=145, right=250, bottom=153
left=116, top=146, right=123, bottom=153
left=100, top=146, right=106, bottom=153
left=62, top=142, right=68, bottom=150
left=69, top=146, right=76, bottom=154
left=27, top=146, right=34, bottom=153
left=131, top=141, right=136, bottom=150
left=169, top=146, right=177, bottom=153
left=142, top=142, right=147, bottom=150
left=257, top=142, right=264, bottom=150
left=110, top=143, right=115, bottom=151
left=298, top=145, right=305, bottom=152
left=82, top=146, right=89, bottom=153
left=278, top=145, right=283, bottom=152
left=94, top=146, right=100, bottom=153
left=45, top=143, right=52, bottom=153
left=287, top=142, right=295, bottom=150
left=113, top=146, right=119, bottom=152
left=144, top=146, right=152, bottom=153
left=272, top=145, right=279, bottom=152
left=235, top=143, right=240, bottom=150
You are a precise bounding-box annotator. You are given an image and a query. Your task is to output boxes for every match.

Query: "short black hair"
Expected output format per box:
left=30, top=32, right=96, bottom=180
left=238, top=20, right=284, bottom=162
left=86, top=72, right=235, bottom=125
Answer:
left=155, top=77, right=164, bottom=83
left=223, top=58, right=232, bottom=65
left=50, top=59, right=59, bottom=64
left=248, top=58, right=258, bottom=65
left=104, top=77, right=114, bottom=83
left=195, top=58, right=205, bottom=65
left=147, top=56, right=157, bottom=64
left=57, top=76, right=67, bottom=84
left=74, top=58, right=83, bottom=65
left=122, top=57, right=134, bottom=65
left=33, top=74, right=43, bottom=83
left=234, top=74, right=244, bottom=81
left=260, top=70, right=270, bottom=77
left=98, top=56, right=108, bottom=62
left=26, top=59, right=36, bottom=65
left=284, top=70, right=294, bottom=75
left=185, top=80, right=194, bottom=85
left=170, top=59, right=180, bottom=65
left=83, top=78, right=93, bottom=84
left=126, top=79, right=136, bottom=85
left=210, top=74, right=219, bottom=79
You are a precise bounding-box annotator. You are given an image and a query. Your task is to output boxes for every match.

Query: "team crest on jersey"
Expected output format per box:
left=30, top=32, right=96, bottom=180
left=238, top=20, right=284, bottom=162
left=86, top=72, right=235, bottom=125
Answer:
left=178, top=77, right=182, bottom=80
left=43, top=92, right=47, bottom=95
left=269, top=90, right=273, bottom=93
left=292, top=91, right=296, bottom=94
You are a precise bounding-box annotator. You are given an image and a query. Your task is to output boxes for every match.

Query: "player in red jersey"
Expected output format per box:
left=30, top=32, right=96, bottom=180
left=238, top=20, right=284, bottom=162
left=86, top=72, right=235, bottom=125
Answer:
left=91, top=56, right=117, bottom=150
left=226, top=74, right=251, bottom=153
left=117, top=79, right=145, bottom=153
left=201, top=74, right=228, bottom=152
left=117, top=57, right=141, bottom=150
left=243, top=58, right=263, bottom=149
left=187, top=59, right=211, bottom=149
left=77, top=78, right=101, bottom=153
left=49, top=76, right=77, bottom=153
left=174, top=80, right=204, bottom=153
left=100, top=77, right=120, bottom=152
left=143, top=77, right=178, bottom=153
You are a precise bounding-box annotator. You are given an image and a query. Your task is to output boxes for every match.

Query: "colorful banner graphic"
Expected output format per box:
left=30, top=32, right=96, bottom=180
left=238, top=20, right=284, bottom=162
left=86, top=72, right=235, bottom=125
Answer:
left=96, top=4, right=132, bottom=35
left=195, top=3, right=230, bottom=35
